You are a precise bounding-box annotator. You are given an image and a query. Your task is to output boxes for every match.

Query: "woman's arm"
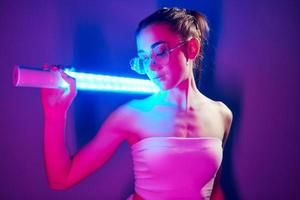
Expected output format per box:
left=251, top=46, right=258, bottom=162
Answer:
left=41, top=70, right=129, bottom=189
left=210, top=102, right=233, bottom=199
left=210, top=170, right=224, bottom=200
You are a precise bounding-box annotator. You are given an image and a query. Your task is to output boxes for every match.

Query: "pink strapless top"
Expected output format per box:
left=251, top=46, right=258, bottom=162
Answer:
left=130, top=137, right=223, bottom=200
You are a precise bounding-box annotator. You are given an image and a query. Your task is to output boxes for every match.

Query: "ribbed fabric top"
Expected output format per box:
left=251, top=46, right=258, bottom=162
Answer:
left=131, top=137, right=223, bottom=200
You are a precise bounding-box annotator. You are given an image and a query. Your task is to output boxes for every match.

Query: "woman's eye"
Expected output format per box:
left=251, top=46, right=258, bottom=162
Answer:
left=154, top=47, right=168, bottom=57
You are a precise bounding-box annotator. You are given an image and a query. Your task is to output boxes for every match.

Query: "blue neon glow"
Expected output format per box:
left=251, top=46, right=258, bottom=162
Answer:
left=63, top=69, right=160, bottom=94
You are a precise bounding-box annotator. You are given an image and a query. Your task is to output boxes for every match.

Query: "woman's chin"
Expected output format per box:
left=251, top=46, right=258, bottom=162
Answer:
left=154, top=81, right=172, bottom=91
left=150, top=77, right=175, bottom=91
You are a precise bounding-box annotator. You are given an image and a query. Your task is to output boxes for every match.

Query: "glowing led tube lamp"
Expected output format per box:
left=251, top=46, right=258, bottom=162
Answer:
left=13, top=65, right=160, bottom=94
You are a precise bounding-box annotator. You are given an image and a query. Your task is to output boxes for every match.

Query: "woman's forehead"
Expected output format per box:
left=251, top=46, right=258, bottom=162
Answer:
left=136, top=23, right=181, bottom=51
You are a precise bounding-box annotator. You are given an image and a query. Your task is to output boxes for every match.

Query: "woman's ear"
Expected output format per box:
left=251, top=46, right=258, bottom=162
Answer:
left=186, top=37, right=200, bottom=60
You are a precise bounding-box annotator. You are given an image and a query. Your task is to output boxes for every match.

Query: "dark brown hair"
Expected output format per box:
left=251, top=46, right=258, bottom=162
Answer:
left=136, top=7, right=210, bottom=73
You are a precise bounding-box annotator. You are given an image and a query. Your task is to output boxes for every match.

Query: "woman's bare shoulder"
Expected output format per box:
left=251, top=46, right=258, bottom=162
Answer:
left=212, top=100, right=233, bottom=141
left=111, top=96, right=157, bottom=144
left=200, top=94, right=232, bottom=120
left=125, top=94, right=157, bottom=111
left=215, top=101, right=232, bottom=120
left=107, top=94, right=156, bottom=126
left=199, top=95, right=233, bottom=137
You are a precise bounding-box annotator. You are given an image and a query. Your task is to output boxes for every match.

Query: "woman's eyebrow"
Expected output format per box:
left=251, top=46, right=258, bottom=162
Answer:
left=151, top=41, right=167, bottom=49
left=138, top=41, right=167, bottom=54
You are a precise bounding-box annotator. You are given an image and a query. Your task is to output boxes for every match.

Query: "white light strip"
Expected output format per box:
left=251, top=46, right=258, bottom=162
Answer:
left=64, top=69, right=159, bottom=94
left=13, top=65, right=160, bottom=94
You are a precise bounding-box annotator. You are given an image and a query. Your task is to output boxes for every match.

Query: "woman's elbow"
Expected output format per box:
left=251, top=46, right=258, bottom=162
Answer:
left=210, top=183, right=224, bottom=200
left=47, top=178, right=73, bottom=190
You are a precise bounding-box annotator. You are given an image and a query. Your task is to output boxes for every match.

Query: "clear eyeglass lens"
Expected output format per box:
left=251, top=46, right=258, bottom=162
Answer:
left=130, top=57, right=145, bottom=74
left=130, top=43, right=172, bottom=75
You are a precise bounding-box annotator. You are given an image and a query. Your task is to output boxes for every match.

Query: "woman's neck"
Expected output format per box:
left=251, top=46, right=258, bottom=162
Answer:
left=158, top=76, right=201, bottom=111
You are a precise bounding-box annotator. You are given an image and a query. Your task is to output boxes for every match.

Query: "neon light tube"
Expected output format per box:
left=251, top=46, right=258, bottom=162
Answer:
left=13, top=65, right=160, bottom=94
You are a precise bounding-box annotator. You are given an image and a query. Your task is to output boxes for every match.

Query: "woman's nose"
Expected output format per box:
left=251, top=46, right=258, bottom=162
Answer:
left=149, top=59, right=162, bottom=71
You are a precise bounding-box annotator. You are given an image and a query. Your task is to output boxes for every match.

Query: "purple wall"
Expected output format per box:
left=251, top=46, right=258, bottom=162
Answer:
left=216, top=0, right=300, bottom=199
left=1, top=0, right=299, bottom=199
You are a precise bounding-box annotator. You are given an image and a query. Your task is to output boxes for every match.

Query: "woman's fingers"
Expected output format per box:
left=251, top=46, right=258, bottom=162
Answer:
left=40, top=65, right=77, bottom=114
left=60, top=70, right=76, bottom=92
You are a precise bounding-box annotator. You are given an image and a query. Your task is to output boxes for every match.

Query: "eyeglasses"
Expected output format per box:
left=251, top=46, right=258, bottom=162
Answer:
left=130, top=41, right=187, bottom=75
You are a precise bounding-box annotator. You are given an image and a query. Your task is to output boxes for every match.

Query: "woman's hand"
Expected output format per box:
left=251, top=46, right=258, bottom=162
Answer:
left=40, top=66, right=77, bottom=117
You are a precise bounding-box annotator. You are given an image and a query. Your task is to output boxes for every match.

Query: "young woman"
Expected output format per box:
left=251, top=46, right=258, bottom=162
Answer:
left=41, top=7, right=232, bottom=200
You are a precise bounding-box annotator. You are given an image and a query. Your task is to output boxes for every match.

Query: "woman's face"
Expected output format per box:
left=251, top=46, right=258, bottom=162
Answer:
left=136, top=23, right=190, bottom=90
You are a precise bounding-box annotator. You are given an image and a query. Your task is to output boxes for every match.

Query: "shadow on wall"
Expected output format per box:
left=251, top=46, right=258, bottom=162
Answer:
left=221, top=93, right=242, bottom=200
left=72, top=23, right=111, bottom=148
left=158, top=1, right=242, bottom=199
